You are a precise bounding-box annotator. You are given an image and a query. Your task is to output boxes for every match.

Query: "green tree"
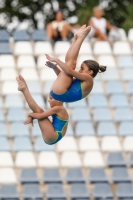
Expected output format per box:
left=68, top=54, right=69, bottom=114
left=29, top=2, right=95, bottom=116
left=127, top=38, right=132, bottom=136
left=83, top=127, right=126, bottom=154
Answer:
left=0, top=0, right=81, bottom=29
left=0, top=0, right=133, bottom=32
left=103, top=0, right=133, bottom=32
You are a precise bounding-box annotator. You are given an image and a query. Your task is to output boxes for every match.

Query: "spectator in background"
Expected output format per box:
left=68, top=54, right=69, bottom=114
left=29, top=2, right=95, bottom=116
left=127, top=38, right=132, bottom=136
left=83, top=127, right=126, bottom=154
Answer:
left=46, top=10, right=79, bottom=42
left=88, top=6, right=117, bottom=41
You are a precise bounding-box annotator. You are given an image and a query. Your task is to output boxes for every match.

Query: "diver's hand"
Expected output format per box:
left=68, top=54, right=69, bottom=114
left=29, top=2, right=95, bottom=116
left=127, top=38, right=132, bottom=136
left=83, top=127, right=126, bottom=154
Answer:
left=45, top=61, right=57, bottom=69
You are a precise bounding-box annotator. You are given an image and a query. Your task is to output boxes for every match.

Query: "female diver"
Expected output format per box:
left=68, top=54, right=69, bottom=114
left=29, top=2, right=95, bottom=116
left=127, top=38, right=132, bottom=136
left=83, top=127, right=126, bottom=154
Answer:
left=16, top=75, right=68, bottom=145
left=45, top=24, right=106, bottom=103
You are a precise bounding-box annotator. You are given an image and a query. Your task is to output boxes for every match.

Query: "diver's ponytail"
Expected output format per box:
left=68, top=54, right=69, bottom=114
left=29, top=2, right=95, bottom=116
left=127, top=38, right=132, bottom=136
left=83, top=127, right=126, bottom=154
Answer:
left=99, top=65, right=107, bottom=73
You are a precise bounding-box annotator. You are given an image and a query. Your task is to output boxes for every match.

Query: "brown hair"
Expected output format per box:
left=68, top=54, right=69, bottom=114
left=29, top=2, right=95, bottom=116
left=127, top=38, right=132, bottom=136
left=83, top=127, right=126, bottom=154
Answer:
left=83, top=60, right=107, bottom=77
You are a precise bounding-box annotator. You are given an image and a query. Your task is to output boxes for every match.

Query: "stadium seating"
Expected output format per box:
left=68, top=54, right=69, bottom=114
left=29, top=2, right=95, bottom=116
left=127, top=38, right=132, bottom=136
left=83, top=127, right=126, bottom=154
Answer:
left=43, top=168, right=62, bottom=183
left=97, top=121, right=117, bottom=136
left=66, top=168, right=85, bottom=183
left=107, top=152, right=126, bottom=167
left=22, top=184, right=43, bottom=199
left=89, top=168, right=108, bottom=183
left=20, top=168, right=39, bottom=184
left=0, top=28, right=133, bottom=199
left=32, top=29, right=47, bottom=41
left=0, top=184, right=19, bottom=199
left=0, top=29, right=9, bottom=42
left=0, top=55, right=15, bottom=68
left=93, top=183, right=113, bottom=199
left=0, top=43, right=12, bottom=54
left=13, top=30, right=30, bottom=41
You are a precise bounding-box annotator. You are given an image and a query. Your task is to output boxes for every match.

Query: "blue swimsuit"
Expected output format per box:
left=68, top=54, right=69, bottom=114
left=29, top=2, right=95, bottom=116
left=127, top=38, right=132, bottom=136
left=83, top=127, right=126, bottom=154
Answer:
left=45, top=114, right=68, bottom=145
left=50, top=79, right=83, bottom=103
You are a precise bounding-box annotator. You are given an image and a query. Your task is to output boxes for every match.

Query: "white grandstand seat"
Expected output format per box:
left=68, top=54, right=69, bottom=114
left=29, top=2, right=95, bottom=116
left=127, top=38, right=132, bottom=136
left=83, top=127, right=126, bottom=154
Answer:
left=56, top=136, right=78, bottom=152
left=0, top=68, right=17, bottom=81
left=97, top=122, right=117, bottom=136
left=0, top=98, right=3, bottom=108
left=14, top=42, right=33, bottom=55
left=71, top=108, right=91, bottom=122
left=114, top=108, right=133, bottom=122
left=0, top=55, right=15, bottom=68
left=106, top=81, right=124, bottom=94
left=2, top=81, right=19, bottom=95
left=54, top=41, right=70, bottom=55
left=35, top=137, right=55, bottom=152
left=83, top=151, right=105, bottom=167
left=77, top=55, right=95, bottom=69
left=113, top=41, right=132, bottom=55
left=91, top=81, right=104, bottom=94
left=109, top=94, right=129, bottom=108
left=97, top=55, right=116, bottom=68
left=68, top=98, right=87, bottom=108
left=13, top=137, right=33, bottom=151
left=34, top=41, right=53, bottom=55
left=17, top=55, right=36, bottom=68
left=10, top=122, right=30, bottom=137
left=4, top=94, right=24, bottom=108
left=25, top=81, right=41, bottom=94
left=128, top=28, right=133, bottom=42
left=43, top=81, right=54, bottom=95
left=101, top=136, right=122, bottom=152
left=93, top=108, right=112, bottom=122
left=117, top=55, right=133, bottom=68
left=38, top=152, right=59, bottom=167
left=0, top=110, right=5, bottom=122
left=61, top=151, right=82, bottom=167
left=79, top=136, right=100, bottom=152
left=118, top=28, right=127, bottom=41
left=20, top=69, right=38, bottom=80
left=0, top=152, right=14, bottom=167
left=25, top=94, right=45, bottom=109
left=75, top=122, right=95, bottom=136
left=88, top=94, right=108, bottom=108
left=122, top=68, right=133, bottom=81
left=15, top=152, right=37, bottom=167
left=119, top=122, right=133, bottom=136
left=123, top=137, right=133, bottom=151
left=0, top=137, right=10, bottom=151
left=66, top=123, right=74, bottom=136
left=40, top=68, right=57, bottom=81
left=31, top=121, right=42, bottom=137
left=0, top=168, right=17, bottom=184
left=7, top=108, right=26, bottom=122
left=101, top=68, right=120, bottom=81
left=79, top=41, right=92, bottom=54
left=93, top=41, right=112, bottom=55
left=37, top=55, right=48, bottom=68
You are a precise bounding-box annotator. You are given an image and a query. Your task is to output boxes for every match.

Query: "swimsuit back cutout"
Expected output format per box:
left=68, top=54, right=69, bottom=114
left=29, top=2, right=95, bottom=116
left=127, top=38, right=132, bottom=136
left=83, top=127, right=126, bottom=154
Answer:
left=46, top=114, right=68, bottom=145
left=50, top=79, right=83, bottom=103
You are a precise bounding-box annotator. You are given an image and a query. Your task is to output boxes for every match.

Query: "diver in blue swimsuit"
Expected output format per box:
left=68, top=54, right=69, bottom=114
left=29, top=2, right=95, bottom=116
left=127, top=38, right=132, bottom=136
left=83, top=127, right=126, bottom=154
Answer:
left=45, top=25, right=106, bottom=103
left=16, top=75, right=68, bottom=145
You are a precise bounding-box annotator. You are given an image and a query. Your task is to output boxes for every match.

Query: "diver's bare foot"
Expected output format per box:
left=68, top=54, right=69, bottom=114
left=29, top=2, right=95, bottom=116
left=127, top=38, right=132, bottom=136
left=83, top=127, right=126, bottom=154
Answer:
left=19, top=75, right=28, bottom=88
left=16, top=75, right=27, bottom=91
left=24, top=117, right=34, bottom=126
left=76, top=26, right=91, bottom=38
left=74, top=25, right=86, bottom=39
